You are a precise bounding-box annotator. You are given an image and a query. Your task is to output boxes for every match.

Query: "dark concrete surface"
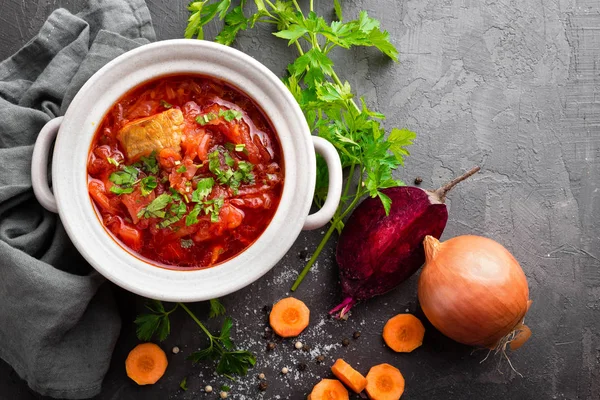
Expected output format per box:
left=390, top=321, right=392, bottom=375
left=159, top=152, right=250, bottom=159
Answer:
left=1, top=0, right=599, bottom=399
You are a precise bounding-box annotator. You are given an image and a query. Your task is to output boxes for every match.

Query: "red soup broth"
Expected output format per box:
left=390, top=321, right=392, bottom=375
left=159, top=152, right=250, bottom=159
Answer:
left=87, top=75, right=284, bottom=269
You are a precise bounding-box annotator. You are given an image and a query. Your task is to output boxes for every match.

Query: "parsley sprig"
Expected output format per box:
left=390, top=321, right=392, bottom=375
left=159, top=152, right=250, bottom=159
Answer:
left=135, top=298, right=255, bottom=378
left=185, top=1, right=416, bottom=290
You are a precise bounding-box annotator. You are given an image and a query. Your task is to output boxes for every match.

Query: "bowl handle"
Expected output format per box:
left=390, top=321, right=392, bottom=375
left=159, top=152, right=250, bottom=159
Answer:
left=31, top=116, right=64, bottom=213
left=303, top=136, right=343, bottom=230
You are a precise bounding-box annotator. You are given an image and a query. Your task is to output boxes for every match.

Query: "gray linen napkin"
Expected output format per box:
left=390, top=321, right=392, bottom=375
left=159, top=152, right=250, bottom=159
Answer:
left=0, top=1, right=155, bottom=398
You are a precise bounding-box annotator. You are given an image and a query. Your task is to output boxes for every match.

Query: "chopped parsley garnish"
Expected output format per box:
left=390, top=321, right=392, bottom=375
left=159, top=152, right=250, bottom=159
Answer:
left=140, top=151, right=159, bottom=174
left=176, top=165, right=187, bottom=173
left=235, top=143, right=245, bottom=152
left=180, top=239, right=194, bottom=249
left=179, top=377, right=188, bottom=391
left=208, top=149, right=255, bottom=194
left=109, top=165, right=139, bottom=195
left=137, top=194, right=172, bottom=219
left=218, top=109, right=243, bottom=122
left=107, top=157, right=120, bottom=167
left=195, top=112, right=217, bottom=126
left=186, top=198, right=223, bottom=225
left=192, top=177, right=214, bottom=202
left=109, top=165, right=138, bottom=186
left=109, top=186, right=134, bottom=195
left=140, top=176, right=157, bottom=196
left=160, top=100, right=173, bottom=109
left=157, top=201, right=187, bottom=229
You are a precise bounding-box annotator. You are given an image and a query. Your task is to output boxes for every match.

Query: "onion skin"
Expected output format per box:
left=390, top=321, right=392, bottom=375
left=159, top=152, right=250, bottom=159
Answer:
left=418, top=235, right=531, bottom=349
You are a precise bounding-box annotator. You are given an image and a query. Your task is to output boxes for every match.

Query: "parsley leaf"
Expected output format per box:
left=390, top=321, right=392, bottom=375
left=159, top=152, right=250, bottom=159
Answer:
left=196, top=112, right=217, bottom=125
left=134, top=300, right=177, bottom=342
left=160, top=100, right=173, bottom=109
left=218, top=109, right=243, bottom=122
left=209, top=298, right=226, bottom=318
left=185, top=204, right=202, bottom=226
left=388, top=128, right=416, bottom=165
left=180, top=377, right=188, bottom=391
left=215, top=5, right=249, bottom=45
left=138, top=194, right=172, bottom=219
left=109, top=186, right=134, bottom=195
left=176, top=165, right=187, bottom=173
left=209, top=149, right=254, bottom=194
left=140, top=176, right=157, bottom=196
left=109, top=165, right=138, bottom=186
left=140, top=151, right=159, bottom=174
left=192, top=177, right=214, bottom=202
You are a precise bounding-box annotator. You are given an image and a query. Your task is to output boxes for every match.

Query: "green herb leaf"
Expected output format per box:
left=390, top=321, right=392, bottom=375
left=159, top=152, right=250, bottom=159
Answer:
left=134, top=300, right=174, bottom=342
left=273, top=24, right=309, bottom=44
left=107, top=157, right=120, bottom=167
left=176, top=165, right=187, bottom=173
left=141, top=176, right=158, bottom=196
left=234, top=143, right=245, bottom=152
left=218, top=109, right=243, bottom=122
left=220, top=385, right=231, bottom=392
left=192, top=177, right=214, bottom=202
left=209, top=298, right=226, bottom=319
left=388, top=128, right=416, bottom=165
left=109, top=165, right=138, bottom=186
left=215, top=5, right=249, bottom=45
left=188, top=346, right=221, bottom=363
left=216, top=350, right=256, bottom=376
left=186, top=204, right=202, bottom=226
left=196, top=112, right=217, bottom=125
left=377, top=191, right=392, bottom=216
left=160, top=100, right=173, bottom=109
left=109, top=186, right=134, bottom=195
left=140, top=152, right=159, bottom=174
left=138, top=194, right=172, bottom=219
left=180, top=377, right=188, bottom=391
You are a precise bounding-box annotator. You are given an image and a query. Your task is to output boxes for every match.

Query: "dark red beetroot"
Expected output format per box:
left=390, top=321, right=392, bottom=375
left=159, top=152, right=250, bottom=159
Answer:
left=330, top=167, right=480, bottom=318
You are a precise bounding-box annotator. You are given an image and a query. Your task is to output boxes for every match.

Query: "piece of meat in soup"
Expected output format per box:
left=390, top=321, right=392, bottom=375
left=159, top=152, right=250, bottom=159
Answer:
left=118, top=108, right=184, bottom=160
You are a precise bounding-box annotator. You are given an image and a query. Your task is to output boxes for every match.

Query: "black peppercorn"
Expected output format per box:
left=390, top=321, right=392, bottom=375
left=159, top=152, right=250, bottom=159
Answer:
left=316, top=355, right=325, bottom=363
left=298, top=362, right=307, bottom=371
left=414, top=176, right=423, bottom=185
left=266, top=342, right=276, bottom=351
left=353, top=331, right=361, bottom=339
left=342, top=338, right=350, bottom=347
left=258, top=381, right=268, bottom=391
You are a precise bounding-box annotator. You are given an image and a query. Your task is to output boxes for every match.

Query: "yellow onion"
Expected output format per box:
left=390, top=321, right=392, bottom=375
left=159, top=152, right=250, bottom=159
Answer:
left=418, top=235, right=531, bottom=349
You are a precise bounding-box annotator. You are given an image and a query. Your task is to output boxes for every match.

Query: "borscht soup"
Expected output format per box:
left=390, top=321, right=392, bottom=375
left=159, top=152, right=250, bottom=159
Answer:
left=87, top=75, right=284, bottom=269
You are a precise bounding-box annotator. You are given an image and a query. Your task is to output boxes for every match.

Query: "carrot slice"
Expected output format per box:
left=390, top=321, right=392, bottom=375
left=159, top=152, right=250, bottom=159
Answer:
left=365, top=364, right=405, bottom=400
left=382, top=314, right=425, bottom=353
left=269, top=297, right=310, bottom=338
left=125, top=343, right=168, bottom=385
left=308, top=379, right=349, bottom=400
left=331, top=359, right=367, bottom=393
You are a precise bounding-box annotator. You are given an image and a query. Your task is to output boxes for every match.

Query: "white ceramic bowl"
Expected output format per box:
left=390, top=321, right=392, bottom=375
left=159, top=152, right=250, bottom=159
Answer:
left=31, top=39, right=342, bottom=302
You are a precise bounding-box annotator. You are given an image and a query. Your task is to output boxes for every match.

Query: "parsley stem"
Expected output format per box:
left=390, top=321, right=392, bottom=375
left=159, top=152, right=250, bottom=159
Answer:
left=295, top=40, right=305, bottom=56
left=292, top=174, right=364, bottom=291
left=291, top=219, right=338, bottom=291
left=310, top=0, right=314, bottom=12
left=292, top=0, right=302, bottom=14
left=179, top=302, right=214, bottom=340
